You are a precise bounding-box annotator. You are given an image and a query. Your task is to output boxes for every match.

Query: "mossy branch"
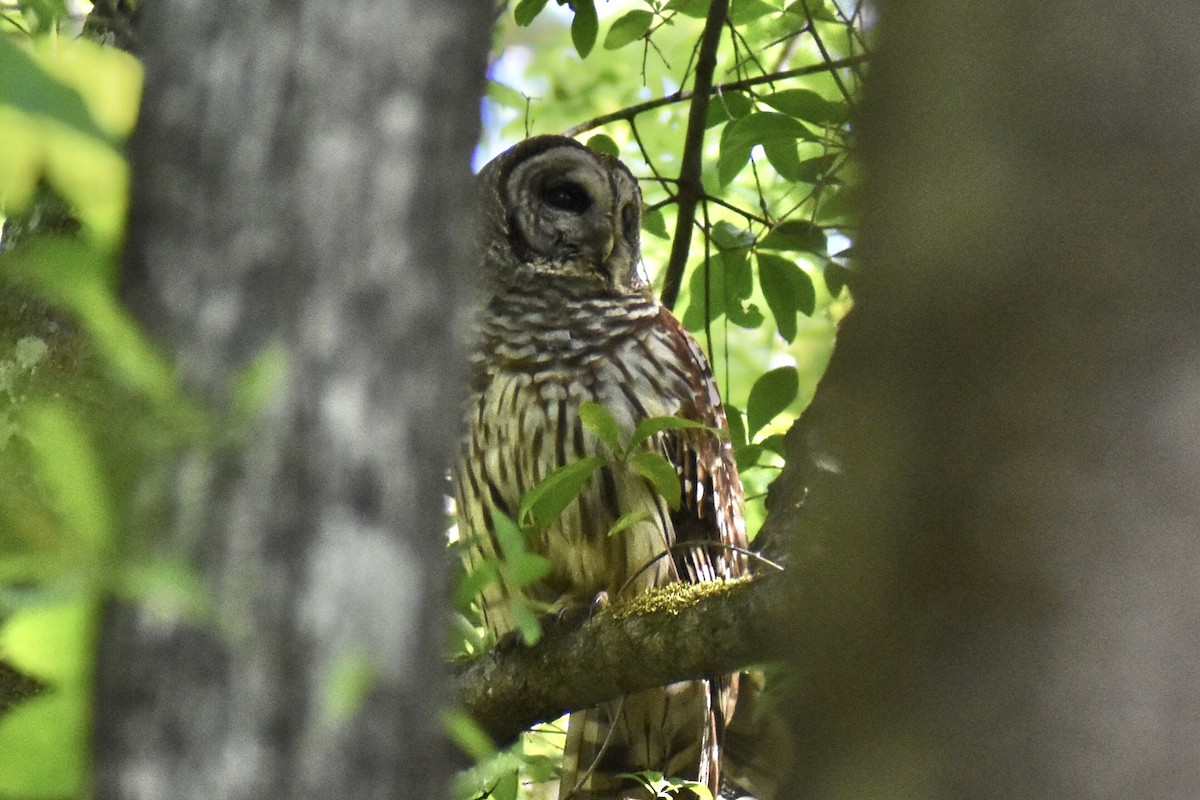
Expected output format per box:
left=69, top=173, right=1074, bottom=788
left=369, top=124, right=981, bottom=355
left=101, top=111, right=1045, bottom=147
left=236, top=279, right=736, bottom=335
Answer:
left=451, top=572, right=797, bottom=746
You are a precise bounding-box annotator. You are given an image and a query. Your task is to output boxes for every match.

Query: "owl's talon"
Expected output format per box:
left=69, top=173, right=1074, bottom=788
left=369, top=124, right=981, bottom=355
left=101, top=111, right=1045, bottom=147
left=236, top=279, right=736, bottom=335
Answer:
left=590, top=590, right=610, bottom=614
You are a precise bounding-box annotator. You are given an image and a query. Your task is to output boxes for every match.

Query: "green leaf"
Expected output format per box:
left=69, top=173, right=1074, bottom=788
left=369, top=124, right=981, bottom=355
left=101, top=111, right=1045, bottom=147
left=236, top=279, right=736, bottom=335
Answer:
left=719, top=112, right=816, bottom=185
left=570, top=0, right=599, bottom=58
left=514, top=0, right=550, bottom=26
left=585, top=133, right=620, bottom=157
left=579, top=400, right=623, bottom=455
left=512, top=602, right=544, bottom=646
left=664, top=0, right=712, bottom=17
left=454, top=559, right=499, bottom=612
left=724, top=403, right=748, bottom=449
left=758, top=219, right=827, bottom=254
left=604, top=9, right=653, bottom=49
left=726, top=299, right=764, bottom=330
left=759, top=433, right=787, bottom=457
left=747, top=366, right=799, bottom=436
left=758, top=252, right=816, bottom=341
left=762, top=139, right=804, bottom=182
left=442, top=708, right=497, bottom=761
left=0, top=690, right=86, bottom=797
left=518, top=456, right=604, bottom=528
left=1, top=238, right=181, bottom=407
left=711, top=220, right=755, bottom=251
left=321, top=650, right=378, bottom=725
left=606, top=510, right=655, bottom=537
left=232, top=344, right=290, bottom=420
left=487, top=80, right=527, bottom=110
left=489, top=509, right=551, bottom=588
left=794, top=153, right=840, bottom=183
left=628, top=414, right=714, bottom=451
left=706, top=89, right=753, bottom=128
left=642, top=207, right=669, bottom=239
left=0, top=36, right=117, bottom=152
left=734, top=443, right=763, bottom=470
left=761, top=88, right=848, bottom=125
left=628, top=451, right=682, bottom=511
left=717, top=121, right=753, bottom=186
left=0, top=600, right=93, bottom=686
left=24, top=404, right=113, bottom=552
left=730, top=0, right=779, bottom=24
left=825, top=261, right=852, bottom=295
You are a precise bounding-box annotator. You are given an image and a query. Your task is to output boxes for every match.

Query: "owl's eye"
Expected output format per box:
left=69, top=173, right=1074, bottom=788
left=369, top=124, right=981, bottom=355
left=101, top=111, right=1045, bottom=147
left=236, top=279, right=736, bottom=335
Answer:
left=541, top=182, right=592, bottom=214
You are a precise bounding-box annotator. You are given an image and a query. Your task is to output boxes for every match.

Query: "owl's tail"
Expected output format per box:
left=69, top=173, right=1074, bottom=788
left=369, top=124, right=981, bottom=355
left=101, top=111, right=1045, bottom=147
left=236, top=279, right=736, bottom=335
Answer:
left=558, top=678, right=731, bottom=800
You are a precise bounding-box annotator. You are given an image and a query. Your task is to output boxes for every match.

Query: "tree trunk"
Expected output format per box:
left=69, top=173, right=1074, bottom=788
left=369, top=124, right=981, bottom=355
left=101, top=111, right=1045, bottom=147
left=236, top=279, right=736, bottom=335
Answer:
left=774, top=2, right=1200, bottom=797
left=92, top=1, right=489, bottom=798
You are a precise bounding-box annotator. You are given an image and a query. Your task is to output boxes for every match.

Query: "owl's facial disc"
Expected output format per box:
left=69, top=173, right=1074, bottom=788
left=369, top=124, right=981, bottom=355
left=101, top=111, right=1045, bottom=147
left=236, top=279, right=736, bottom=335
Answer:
left=506, top=147, right=640, bottom=285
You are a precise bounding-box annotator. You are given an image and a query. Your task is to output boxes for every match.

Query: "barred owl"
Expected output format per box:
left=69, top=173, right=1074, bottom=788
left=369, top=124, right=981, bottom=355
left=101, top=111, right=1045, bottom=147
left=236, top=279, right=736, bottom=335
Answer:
left=455, top=136, right=748, bottom=799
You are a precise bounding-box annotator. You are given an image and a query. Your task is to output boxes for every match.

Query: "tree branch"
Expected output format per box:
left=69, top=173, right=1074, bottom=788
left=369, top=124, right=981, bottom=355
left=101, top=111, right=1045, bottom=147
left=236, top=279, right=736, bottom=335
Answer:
left=561, top=55, right=869, bottom=139
left=659, top=0, right=728, bottom=311
left=452, top=573, right=798, bottom=746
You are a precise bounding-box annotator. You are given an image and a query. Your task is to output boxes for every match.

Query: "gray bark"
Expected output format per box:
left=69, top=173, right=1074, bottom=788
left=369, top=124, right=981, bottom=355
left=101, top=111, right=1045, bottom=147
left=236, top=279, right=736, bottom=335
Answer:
left=92, top=1, right=489, bottom=798
left=772, top=2, right=1200, bottom=797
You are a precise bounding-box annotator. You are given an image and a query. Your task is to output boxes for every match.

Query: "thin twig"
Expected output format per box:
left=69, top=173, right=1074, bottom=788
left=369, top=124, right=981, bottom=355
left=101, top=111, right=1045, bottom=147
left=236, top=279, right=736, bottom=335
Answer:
left=659, top=0, right=730, bottom=311
left=799, top=0, right=853, bottom=105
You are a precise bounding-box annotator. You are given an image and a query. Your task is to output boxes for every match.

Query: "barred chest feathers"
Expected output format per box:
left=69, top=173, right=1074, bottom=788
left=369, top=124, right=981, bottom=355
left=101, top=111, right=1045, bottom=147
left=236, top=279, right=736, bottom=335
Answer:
left=460, top=290, right=701, bottom=621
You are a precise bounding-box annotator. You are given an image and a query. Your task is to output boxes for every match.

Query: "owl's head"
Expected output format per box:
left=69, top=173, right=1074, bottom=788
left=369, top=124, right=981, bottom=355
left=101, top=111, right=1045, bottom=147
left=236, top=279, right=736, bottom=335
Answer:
left=478, top=136, right=644, bottom=295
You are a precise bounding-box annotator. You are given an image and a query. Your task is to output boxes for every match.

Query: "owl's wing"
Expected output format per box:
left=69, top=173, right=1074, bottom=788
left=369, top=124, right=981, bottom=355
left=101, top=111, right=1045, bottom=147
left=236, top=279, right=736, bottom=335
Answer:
left=655, top=306, right=749, bottom=585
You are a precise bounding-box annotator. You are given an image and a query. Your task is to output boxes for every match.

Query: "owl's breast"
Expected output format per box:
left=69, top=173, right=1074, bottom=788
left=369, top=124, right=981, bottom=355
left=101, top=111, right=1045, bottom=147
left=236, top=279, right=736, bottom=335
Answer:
left=458, top=299, right=700, bottom=619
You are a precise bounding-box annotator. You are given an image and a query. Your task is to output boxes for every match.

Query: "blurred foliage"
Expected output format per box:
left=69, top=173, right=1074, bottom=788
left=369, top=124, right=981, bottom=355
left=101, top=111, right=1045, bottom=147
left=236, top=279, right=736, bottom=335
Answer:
left=0, top=3, right=189, bottom=797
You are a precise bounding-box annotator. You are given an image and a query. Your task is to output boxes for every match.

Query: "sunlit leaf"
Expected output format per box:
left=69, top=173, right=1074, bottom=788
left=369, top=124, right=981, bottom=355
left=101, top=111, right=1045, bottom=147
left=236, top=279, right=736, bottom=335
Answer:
left=0, top=600, right=93, bottom=686
left=570, top=0, right=599, bottom=58
left=517, top=456, right=603, bottom=529
left=579, top=400, right=623, bottom=454
left=747, top=366, right=799, bottom=436
left=628, top=414, right=714, bottom=451
left=730, top=0, right=778, bottom=24
left=34, top=37, right=143, bottom=139
left=0, top=107, right=41, bottom=212
left=0, top=690, right=86, bottom=798
left=42, top=125, right=129, bottom=245
left=606, top=510, right=654, bottom=537
left=489, top=510, right=551, bottom=591
left=487, top=80, right=527, bottom=110
left=585, top=133, right=620, bottom=157
left=664, top=0, right=711, bottom=18
left=443, top=707, right=497, bottom=761
left=0, top=36, right=116, bottom=151
left=24, top=404, right=113, bottom=552
left=604, top=9, right=653, bottom=50
left=628, top=451, right=682, bottom=510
